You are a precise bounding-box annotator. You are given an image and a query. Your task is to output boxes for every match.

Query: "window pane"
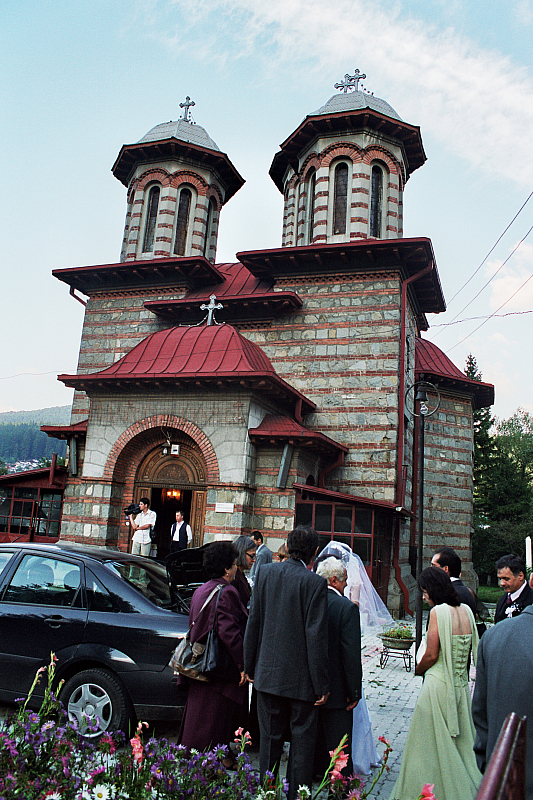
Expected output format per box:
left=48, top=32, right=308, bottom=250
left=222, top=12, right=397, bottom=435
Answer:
left=351, top=537, right=371, bottom=565
left=354, top=508, right=373, bottom=535
left=108, top=560, right=173, bottom=609
left=333, top=163, right=348, bottom=235
left=370, top=166, right=383, bottom=238
left=14, top=488, right=38, bottom=500
left=315, top=504, right=332, bottom=532
left=142, top=186, right=160, bottom=252
left=307, top=171, right=316, bottom=243
left=334, top=505, right=353, bottom=533
left=295, top=503, right=313, bottom=528
left=86, top=570, right=117, bottom=613
left=174, top=188, right=192, bottom=255
left=3, top=555, right=82, bottom=606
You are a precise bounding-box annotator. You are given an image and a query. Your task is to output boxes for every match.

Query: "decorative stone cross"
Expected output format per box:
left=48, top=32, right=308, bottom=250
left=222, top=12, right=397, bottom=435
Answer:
left=179, top=96, right=195, bottom=122
left=335, top=69, right=366, bottom=93
left=200, top=295, right=223, bottom=326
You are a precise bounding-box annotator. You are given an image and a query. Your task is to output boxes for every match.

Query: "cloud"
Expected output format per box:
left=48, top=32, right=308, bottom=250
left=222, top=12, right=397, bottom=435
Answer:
left=487, top=241, right=533, bottom=311
left=150, top=0, right=533, bottom=187
left=512, top=0, right=533, bottom=24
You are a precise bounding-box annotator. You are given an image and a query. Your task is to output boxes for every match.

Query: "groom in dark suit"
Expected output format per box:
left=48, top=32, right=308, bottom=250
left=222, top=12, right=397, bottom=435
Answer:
left=315, top=557, right=362, bottom=779
left=244, top=526, right=329, bottom=800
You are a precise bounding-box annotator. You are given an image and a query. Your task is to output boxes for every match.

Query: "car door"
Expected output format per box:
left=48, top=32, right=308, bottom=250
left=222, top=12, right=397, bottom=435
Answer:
left=0, top=551, right=88, bottom=700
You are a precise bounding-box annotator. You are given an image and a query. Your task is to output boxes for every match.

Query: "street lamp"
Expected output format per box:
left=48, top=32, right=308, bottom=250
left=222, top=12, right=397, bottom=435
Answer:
left=405, top=380, right=440, bottom=652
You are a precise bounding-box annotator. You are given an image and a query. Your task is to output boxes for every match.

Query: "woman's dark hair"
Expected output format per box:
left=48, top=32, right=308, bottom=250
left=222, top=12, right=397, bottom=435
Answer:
left=203, top=541, right=238, bottom=579
left=287, top=526, right=319, bottom=565
left=418, top=566, right=460, bottom=606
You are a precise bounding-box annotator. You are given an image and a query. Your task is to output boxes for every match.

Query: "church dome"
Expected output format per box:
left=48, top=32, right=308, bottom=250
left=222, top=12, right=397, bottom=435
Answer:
left=310, top=90, right=402, bottom=122
left=138, top=118, right=220, bottom=152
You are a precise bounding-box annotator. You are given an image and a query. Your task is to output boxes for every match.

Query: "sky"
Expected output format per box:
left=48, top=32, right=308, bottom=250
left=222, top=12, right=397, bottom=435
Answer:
left=1, top=0, right=533, bottom=423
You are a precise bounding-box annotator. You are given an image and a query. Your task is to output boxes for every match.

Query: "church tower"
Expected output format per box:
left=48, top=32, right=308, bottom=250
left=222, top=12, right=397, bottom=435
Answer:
left=270, top=70, right=425, bottom=246
left=113, top=98, right=244, bottom=264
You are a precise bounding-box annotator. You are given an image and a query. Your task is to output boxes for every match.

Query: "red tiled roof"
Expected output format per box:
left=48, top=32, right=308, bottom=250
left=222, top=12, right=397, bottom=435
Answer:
left=415, top=337, right=494, bottom=408
left=249, top=414, right=348, bottom=455
left=41, top=420, right=88, bottom=440
left=144, top=262, right=303, bottom=323
left=59, top=326, right=316, bottom=414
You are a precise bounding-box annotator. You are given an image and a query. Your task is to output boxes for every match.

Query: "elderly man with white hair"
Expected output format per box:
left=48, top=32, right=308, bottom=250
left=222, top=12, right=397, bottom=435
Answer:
left=315, top=556, right=362, bottom=780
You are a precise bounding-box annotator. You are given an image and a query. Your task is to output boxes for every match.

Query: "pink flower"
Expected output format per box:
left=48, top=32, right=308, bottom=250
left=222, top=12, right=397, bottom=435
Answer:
left=130, top=735, right=144, bottom=764
left=418, top=784, right=437, bottom=800
left=235, top=727, right=243, bottom=736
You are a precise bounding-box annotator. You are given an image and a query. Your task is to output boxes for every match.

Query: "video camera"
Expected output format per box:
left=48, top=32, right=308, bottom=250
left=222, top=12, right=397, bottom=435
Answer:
left=124, top=502, right=141, bottom=522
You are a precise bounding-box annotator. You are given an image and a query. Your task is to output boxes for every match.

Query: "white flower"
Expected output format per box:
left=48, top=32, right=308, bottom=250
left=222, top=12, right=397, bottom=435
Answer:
left=46, top=794, right=62, bottom=800
left=92, top=787, right=110, bottom=800
left=297, top=787, right=311, bottom=799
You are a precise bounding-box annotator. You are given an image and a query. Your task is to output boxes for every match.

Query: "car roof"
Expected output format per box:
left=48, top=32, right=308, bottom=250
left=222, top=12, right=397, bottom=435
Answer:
left=0, top=541, right=153, bottom=566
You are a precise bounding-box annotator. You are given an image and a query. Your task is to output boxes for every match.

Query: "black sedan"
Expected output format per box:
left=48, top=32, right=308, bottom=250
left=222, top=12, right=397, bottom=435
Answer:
left=0, top=542, right=189, bottom=736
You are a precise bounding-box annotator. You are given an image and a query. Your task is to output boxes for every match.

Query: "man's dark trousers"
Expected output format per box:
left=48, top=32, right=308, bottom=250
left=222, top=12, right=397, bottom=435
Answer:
left=257, top=691, right=319, bottom=796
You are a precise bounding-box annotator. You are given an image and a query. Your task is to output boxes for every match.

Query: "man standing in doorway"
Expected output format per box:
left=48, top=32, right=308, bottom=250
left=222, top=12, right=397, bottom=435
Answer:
left=170, top=509, right=193, bottom=553
left=494, top=553, right=533, bottom=623
left=249, top=530, right=272, bottom=581
left=129, top=497, right=156, bottom=556
left=244, top=526, right=329, bottom=800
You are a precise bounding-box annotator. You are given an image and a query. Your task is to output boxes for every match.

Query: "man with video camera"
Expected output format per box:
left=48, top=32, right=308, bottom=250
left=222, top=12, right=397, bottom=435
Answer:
left=128, top=497, right=157, bottom=556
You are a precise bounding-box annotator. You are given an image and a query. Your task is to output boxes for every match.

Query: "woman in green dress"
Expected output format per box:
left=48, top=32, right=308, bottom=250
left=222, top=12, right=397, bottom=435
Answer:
left=390, top=568, right=482, bottom=800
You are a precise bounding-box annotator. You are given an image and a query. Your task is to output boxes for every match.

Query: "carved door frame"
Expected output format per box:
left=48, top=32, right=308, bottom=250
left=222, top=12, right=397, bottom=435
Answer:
left=134, top=438, right=207, bottom=546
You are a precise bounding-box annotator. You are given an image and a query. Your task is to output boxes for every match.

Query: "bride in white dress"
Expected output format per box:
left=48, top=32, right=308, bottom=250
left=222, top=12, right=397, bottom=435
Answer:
left=318, top=541, right=393, bottom=775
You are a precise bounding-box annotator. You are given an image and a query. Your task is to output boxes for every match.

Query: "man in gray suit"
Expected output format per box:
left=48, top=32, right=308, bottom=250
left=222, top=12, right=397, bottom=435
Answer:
left=472, top=605, right=533, bottom=799
left=249, top=530, right=272, bottom=581
left=244, top=526, right=329, bottom=800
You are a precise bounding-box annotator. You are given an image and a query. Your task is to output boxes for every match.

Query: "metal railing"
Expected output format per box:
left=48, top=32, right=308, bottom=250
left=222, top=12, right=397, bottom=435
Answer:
left=475, top=712, right=527, bottom=800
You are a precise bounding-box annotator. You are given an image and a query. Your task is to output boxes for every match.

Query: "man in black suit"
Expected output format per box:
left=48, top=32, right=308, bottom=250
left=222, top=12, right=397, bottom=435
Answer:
left=431, top=546, right=477, bottom=616
left=244, top=526, right=329, bottom=800
left=494, top=553, right=533, bottom=623
left=315, top=557, right=362, bottom=779
left=249, top=530, right=272, bottom=581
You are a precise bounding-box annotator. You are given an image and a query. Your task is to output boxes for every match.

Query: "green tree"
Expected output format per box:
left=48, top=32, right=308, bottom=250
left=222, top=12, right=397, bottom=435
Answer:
left=0, top=458, right=7, bottom=476
left=496, top=407, right=533, bottom=481
left=465, top=355, right=533, bottom=580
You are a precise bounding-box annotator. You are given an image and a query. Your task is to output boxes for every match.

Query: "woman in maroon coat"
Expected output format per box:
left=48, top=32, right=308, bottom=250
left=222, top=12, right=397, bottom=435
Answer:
left=178, top=541, right=248, bottom=758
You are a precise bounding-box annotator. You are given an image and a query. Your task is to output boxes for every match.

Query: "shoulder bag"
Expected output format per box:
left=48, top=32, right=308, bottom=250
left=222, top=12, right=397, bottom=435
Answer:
left=169, top=585, right=230, bottom=682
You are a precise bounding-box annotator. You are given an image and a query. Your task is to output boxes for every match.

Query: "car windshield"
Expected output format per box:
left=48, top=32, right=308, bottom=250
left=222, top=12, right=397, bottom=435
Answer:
left=107, top=560, right=173, bottom=609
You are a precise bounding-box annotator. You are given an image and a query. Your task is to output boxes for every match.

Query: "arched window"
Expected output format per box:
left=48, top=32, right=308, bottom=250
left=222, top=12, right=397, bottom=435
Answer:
left=333, top=162, right=349, bottom=236
left=142, top=186, right=160, bottom=253
left=173, top=187, right=192, bottom=256
left=203, top=197, right=217, bottom=258
left=370, top=165, right=384, bottom=238
left=306, top=170, right=316, bottom=244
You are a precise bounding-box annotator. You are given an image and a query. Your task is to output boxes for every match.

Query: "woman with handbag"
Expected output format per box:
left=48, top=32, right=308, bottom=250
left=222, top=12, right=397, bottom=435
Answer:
left=177, top=540, right=248, bottom=760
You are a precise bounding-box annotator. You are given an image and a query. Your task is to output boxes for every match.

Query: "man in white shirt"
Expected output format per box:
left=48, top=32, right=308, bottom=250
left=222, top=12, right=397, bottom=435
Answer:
left=494, top=553, right=533, bottom=623
left=129, top=497, right=157, bottom=556
left=170, top=509, right=193, bottom=553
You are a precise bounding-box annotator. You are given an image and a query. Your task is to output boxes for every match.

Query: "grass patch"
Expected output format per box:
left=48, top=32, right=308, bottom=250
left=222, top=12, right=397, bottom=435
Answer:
left=477, top=585, right=502, bottom=603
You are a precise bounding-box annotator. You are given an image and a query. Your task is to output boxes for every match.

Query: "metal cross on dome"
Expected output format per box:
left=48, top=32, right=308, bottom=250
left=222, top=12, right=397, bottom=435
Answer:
left=200, top=295, right=223, bottom=326
left=335, top=69, right=366, bottom=93
left=179, top=96, right=195, bottom=122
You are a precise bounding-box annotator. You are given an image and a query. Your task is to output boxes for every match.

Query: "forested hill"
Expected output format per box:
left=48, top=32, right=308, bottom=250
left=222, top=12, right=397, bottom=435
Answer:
left=0, top=406, right=71, bottom=463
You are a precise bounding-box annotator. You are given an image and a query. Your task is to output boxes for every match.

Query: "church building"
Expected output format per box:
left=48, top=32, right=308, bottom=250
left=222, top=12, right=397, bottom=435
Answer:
left=45, top=74, right=494, bottom=614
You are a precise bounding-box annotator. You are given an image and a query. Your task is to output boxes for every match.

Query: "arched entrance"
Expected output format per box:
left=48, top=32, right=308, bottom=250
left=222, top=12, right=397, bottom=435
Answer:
left=133, top=436, right=207, bottom=558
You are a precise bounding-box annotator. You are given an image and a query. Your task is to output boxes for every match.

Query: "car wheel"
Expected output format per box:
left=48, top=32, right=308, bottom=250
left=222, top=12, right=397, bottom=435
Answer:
left=60, top=668, right=132, bottom=737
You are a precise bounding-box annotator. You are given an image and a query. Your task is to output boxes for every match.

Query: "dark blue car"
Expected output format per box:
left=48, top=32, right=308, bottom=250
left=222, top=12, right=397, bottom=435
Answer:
left=0, top=542, right=189, bottom=736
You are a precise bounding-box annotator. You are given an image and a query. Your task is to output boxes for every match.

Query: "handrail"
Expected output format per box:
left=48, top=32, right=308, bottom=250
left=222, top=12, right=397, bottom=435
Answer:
left=475, top=712, right=527, bottom=800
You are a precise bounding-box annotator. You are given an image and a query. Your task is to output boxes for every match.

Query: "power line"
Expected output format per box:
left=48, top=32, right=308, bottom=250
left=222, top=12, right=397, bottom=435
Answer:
left=0, top=370, right=76, bottom=380
left=447, top=270, right=533, bottom=352
left=429, top=309, right=533, bottom=328
left=446, top=190, right=533, bottom=307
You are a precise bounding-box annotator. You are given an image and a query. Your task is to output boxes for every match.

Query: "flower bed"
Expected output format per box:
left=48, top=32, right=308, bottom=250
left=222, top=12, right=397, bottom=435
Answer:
left=0, top=655, right=419, bottom=800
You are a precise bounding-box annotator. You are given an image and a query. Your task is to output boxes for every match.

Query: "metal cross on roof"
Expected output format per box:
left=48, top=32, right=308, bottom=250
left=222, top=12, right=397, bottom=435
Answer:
left=179, top=96, right=196, bottom=122
left=200, top=295, right=223, bottom=326
left=334, top=69, right=366, bottom=93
